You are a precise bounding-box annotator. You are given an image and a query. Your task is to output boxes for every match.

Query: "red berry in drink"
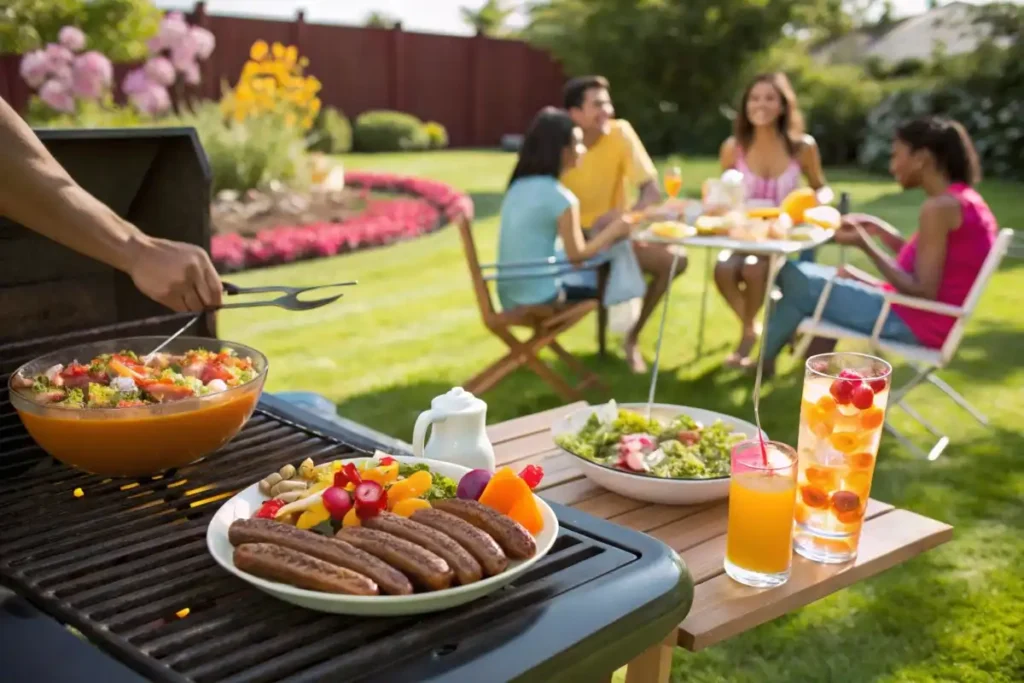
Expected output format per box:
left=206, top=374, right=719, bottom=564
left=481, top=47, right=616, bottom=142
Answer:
left=850, top=384, right=875, bottom=410
left=829, top=379, right=853, bottom=404
left=867, top=376, right=888, bottom=393
left=838, top=369, right=863, bottom=383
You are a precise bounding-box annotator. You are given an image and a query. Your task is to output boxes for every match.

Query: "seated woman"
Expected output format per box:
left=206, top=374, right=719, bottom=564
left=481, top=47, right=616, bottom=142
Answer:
left=714, top=72, right=831, bottom=368
left=496, top=106, right=633, bottom=311
left=762, top=116, right=997, bottom=375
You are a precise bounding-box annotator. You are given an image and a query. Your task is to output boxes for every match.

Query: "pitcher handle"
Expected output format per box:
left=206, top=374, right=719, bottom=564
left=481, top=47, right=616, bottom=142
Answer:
left=412, top=409, right=436, bottom=458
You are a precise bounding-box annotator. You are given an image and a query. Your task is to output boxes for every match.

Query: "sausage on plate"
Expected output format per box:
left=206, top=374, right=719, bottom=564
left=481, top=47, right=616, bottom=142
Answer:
left=233, top=543, right=379, bottom=595
left=228, top=518, right=413, bottom=595
left=410, top=508, right=508, bottom=577
left=431, top=498, right=537, bottom=560
left=336, top=527, right=453, bottom=591
left=362, top=511, right=483, bottom=585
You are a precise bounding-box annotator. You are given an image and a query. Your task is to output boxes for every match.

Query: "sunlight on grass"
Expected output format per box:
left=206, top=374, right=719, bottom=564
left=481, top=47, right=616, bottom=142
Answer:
left=220, top=150, right=1023, bottom=683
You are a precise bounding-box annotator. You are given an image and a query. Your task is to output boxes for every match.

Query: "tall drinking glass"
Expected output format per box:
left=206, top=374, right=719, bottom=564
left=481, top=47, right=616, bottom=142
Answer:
left=663, top=166, right=682, bottom=199
left=724, top=440, right=798, bottom=588
left=794, top=352, right=892, bottom=564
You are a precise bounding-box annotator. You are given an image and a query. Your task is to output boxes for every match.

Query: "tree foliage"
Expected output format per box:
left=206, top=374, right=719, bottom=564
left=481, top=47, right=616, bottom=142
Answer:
left=460, top=0, right=516, bottom=37
left=0, top=0, right=161, bottom=61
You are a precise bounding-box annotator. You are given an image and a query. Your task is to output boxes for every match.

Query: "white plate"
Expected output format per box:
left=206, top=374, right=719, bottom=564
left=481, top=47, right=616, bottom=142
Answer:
left=206, top=456, right=559, bottom=615
left=552, top=403, right=766, bottom=505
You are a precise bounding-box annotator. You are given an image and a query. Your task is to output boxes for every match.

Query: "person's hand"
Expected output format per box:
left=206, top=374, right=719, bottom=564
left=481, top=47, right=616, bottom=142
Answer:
left=127, top=236, right=223, bottom=312
left=833, top=220, right=868, bottom=248
left=842, top=212, right=885, bottom=236
left=591, top=209, right=623, bottom=234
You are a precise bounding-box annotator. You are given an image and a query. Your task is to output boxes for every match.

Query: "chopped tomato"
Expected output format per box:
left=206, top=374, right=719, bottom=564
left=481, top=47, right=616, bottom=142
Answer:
left=62, top=363, right=90, bottom=378
left=200, top=363, right=233, bottom=384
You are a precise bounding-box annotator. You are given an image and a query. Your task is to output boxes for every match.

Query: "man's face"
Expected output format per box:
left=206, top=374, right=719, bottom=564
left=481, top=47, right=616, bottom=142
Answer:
left=570, top=87, right=614, bottom=136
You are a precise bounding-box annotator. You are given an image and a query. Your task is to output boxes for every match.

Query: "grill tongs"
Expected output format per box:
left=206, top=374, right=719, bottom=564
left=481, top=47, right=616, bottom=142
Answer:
left=144, top=280, right=356, bottom=359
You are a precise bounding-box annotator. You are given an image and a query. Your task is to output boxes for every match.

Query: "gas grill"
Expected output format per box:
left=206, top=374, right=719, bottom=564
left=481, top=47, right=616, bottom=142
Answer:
left=0, top=129, right=692, bottom=682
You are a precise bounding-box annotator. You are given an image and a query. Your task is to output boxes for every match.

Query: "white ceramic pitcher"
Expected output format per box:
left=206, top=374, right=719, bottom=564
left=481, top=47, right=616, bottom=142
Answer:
left=412, top=387, right=495, bottom=472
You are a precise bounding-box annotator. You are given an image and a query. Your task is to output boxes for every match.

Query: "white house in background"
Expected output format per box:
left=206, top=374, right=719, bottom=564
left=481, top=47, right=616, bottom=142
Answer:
left=812, top=1, right=1008, bottom=65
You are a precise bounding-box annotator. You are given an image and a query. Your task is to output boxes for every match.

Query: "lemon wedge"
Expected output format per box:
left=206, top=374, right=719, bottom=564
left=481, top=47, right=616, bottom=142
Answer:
left=804, top=205, right=841, bottom=230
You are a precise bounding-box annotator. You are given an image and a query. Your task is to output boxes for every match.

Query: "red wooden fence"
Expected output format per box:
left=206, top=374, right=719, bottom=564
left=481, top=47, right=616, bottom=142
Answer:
left=0, top=2, right=566, bottom=147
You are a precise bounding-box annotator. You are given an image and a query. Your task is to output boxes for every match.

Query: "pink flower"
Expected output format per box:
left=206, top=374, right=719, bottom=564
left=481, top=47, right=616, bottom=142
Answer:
left=19, top=50, right=49, bottom=88
left=170, top=38, right=198, bottom=72
left=121, top=68, right=149, bottom=95
left=58, top=26, right=86, bottom=52
left=144, top=56, right=176, bottom=86
left=44, top=43, right=74, bottom=67
left=70, top=51, right=112, bottom=99
left=39, top=79, right=75, bottom=113
left=181, top=62, right=201, bottom=86
left=190, top=26, right=216, bottom=60
left=158, top=11, right=190, bottom=47
left=130, top=82, right=172, bottom=116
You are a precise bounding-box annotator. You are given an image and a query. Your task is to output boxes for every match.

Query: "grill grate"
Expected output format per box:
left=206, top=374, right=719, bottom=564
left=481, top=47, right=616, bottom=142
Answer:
left=0, top=320, right=642, bottom=683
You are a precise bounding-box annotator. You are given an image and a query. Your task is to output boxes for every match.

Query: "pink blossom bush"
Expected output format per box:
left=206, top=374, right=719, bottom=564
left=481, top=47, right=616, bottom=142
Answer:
left=58, top=26, right=86, bottom=52
left=210, top=172, right=473, bottom=273
left=20, top=28, right=113, bottom=114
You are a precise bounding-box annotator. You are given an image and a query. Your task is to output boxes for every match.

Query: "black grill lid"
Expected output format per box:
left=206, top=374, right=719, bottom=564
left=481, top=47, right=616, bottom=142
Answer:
left=0, top=127, right=214, bottom=343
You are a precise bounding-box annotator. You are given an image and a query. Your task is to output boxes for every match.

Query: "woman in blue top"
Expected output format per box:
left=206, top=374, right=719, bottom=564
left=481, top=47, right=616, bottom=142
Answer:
left=497, top=106, right=633, bottom=311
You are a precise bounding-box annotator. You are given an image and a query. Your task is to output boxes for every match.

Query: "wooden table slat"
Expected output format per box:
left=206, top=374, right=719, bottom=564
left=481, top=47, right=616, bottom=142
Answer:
left=538, top=478, right=604, bottom=506
left=493, top=430, right=559, bottom=466
left=677, top=508, right=953, bottom=651
left=486, top=402, right=586, bottom=445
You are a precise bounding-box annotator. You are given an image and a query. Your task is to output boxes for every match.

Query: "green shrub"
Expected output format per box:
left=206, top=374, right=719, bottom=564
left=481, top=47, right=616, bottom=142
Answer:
left=308, top=106, right=353, bottom=154
left=175, top=103, right=311, bottom=194
left=423, top=121, right=449, bottom=149
left=353, top=110, right=429, bottom=152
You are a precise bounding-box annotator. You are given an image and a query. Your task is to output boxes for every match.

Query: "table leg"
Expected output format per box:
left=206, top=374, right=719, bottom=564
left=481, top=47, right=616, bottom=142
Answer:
left=645, top=250, right=682, bottom=418
left=695, top=248, right=711, bottom=359
left=624, top=633, right=675, bottom=683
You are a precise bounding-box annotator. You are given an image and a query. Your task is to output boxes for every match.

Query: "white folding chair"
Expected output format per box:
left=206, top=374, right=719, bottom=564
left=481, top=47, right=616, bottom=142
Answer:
left=793, top=228, right=1014, bottom=460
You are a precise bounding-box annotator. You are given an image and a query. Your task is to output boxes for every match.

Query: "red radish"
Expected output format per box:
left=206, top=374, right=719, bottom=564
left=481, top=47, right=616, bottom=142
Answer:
left=322, top=486, right=353, bottom=520
left=625, top=450, right=648, bottom=472
left=353, top=481, right=387, bottom=519
left=850, top=385, right=875, bottom=410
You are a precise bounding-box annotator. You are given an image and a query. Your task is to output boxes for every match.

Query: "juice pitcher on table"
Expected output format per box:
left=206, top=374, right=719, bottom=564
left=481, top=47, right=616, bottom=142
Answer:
left=412, top=387, right=496, bottom=472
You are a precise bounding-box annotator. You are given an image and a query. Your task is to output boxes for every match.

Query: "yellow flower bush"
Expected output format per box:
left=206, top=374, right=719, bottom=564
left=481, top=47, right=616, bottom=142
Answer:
left=222, top=40, right=322, bottom=131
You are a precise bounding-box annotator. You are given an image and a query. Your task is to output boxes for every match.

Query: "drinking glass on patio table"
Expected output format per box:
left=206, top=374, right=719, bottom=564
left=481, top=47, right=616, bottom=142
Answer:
left=793, top=352, right=892, bottom=564
left=724, top=439, right=798, bottom=588
left=663, top=166, right=682, bottom=199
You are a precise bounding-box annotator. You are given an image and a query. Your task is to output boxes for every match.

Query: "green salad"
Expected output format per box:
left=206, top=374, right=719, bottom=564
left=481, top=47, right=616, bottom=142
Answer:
left=555, top=401, right=745, bottom=479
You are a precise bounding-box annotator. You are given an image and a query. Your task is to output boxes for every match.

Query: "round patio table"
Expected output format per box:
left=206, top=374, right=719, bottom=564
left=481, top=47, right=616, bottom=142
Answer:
left=631, top=221, right=835, bottom=425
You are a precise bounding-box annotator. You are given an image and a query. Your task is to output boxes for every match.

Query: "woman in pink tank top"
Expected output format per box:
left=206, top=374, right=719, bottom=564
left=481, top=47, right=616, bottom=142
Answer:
left=714, top=73, right=831, bottom=367
left=761, top=116, right=997, bottom=373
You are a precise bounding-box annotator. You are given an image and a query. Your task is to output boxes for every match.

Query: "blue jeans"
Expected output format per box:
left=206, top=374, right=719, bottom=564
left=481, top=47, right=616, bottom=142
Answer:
left=763, top=262, right=919, bottom=360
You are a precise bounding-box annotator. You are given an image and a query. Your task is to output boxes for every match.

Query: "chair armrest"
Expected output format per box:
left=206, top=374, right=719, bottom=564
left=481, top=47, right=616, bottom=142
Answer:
left=479, top=258, right=575, bottom=270
left=883, top=292, right=965, bottom=318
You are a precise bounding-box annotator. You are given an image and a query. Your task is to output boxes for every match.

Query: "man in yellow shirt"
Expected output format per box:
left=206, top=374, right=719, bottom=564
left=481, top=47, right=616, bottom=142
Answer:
left=560, top=75, right=687, bottom=372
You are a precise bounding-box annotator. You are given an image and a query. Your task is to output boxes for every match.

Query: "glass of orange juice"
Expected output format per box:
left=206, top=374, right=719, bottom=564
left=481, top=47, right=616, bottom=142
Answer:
left=724, top=439, right=798, bottom=588
left=663, top=166, right=682, bottom=199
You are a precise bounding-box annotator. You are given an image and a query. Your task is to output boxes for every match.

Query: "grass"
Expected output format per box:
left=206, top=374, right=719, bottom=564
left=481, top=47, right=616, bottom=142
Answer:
left=219, top=150, right=1024, bottom=682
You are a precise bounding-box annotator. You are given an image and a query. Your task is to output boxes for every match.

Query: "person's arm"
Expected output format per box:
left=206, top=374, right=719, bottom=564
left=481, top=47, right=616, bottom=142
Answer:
left=621, top=120, right=661, bottom=212
left=558, top=203, right=630, bottom=263
left=797, top=135, right=835, bottom=204
left=841, top=196, right=958, bottom=299
left=719, top=137, right=738, bottom=172
left=0, top=97, right=221, bottom=311
left=843, top=212, right=907, bottom=253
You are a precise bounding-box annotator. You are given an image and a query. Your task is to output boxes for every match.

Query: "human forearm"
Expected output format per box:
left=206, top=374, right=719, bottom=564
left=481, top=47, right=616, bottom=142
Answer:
left=860, top=238, right=926, bottom=297
left=630, top=180, right=660, bottom=212
left=0, top=98, right=146, bottom=272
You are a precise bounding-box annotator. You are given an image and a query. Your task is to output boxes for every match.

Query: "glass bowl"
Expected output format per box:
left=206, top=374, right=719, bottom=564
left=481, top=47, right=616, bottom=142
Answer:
left=8, top=336, right=268, bottom=477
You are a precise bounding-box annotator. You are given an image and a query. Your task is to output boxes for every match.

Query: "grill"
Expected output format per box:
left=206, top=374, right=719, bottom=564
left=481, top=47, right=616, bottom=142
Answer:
left=1, top=128, right=691, bottom=682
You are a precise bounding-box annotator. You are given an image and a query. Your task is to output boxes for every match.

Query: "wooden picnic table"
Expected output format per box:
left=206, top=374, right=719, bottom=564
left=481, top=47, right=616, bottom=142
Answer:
left=487, top=402, right=954, bottom=683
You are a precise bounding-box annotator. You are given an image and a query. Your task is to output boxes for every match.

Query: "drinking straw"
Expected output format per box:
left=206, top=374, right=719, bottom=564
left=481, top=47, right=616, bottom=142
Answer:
left=646, top=249, right=683, bottom=420
left=751, top=254, right=786, bottom=466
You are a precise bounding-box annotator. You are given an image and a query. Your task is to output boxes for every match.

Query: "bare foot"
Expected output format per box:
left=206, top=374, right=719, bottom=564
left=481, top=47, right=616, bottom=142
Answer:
left=724, top=328, right=760, bottom=368
left=623, top=338, right=648, bottom=374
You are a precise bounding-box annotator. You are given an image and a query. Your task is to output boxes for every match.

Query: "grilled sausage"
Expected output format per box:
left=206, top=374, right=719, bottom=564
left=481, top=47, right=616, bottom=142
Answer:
left=363, top=512, right=482, bottom=585
left=431, top=499, right=537, bottom=560
left=336, top=527, right=453, bottom=591
left=411, top=508, right=508, bottom=577
left=233, top=543, right=378, bottom=595
left=228, top=518, right=413, bottom=595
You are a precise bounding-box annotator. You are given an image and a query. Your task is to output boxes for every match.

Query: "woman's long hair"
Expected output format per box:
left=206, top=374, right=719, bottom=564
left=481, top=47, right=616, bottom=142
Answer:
left=895, top=116, right=981, bottom=185
left=733, top=72, right=805, bottom=156
left=508, top=106, right=576, bottom=189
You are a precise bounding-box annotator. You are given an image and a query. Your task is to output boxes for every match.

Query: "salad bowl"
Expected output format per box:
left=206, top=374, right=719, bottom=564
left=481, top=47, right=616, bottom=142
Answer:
left=552, top=402, right=765, bottom=505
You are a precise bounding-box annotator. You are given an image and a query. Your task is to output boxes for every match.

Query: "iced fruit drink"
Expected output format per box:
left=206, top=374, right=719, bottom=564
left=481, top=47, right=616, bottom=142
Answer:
left=724, top=440, right=798, bottom=588
left=793, top=352, right=892, bottom=564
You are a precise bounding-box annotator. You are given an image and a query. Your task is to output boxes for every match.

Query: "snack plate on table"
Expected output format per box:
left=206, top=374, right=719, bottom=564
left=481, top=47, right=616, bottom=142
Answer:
left=552, top=401, right=765, bottom=505
left=207, top=455, right=558, bottom=616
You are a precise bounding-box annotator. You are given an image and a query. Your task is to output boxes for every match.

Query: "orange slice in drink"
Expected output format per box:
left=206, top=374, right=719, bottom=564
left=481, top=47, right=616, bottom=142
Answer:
left=828, top=431, right=863, bottom=454
left=860, top=406, right=885, bottom=430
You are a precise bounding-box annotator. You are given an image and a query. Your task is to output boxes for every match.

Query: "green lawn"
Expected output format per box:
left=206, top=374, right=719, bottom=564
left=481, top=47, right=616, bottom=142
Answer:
left=220, top=150, right=1023, bottom=682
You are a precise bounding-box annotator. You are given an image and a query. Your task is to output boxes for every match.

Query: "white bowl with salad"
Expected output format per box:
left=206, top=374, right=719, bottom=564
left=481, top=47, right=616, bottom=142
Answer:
left=552, top=401, right=764, bottom=505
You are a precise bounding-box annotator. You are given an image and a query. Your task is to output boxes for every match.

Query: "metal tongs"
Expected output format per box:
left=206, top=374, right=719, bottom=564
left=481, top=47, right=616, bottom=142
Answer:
left=144, top=280, right=357, bottom=360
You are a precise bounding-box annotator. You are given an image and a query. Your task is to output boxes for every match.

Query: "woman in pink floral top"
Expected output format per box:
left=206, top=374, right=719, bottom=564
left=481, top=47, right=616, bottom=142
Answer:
left=762, top=116, right=997, bottom=372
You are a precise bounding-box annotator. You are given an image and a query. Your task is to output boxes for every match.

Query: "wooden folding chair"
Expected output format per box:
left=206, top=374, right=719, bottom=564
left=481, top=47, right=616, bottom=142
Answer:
left=456, top=216, right=607, bottom=401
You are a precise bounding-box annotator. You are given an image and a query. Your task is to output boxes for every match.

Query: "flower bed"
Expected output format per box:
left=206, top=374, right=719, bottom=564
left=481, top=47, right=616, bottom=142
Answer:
left=210, top=171, right=474, bottom=272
